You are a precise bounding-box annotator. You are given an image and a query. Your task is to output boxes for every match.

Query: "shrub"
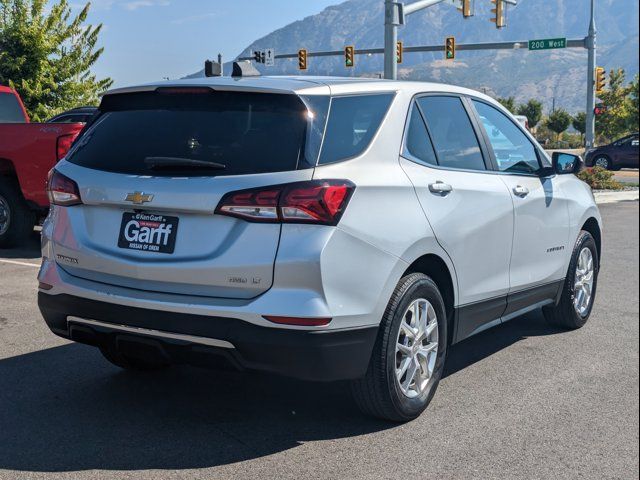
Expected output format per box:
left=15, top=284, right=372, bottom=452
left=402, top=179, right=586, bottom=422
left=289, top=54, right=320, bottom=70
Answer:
left=577, top=167, right=624, bottom=190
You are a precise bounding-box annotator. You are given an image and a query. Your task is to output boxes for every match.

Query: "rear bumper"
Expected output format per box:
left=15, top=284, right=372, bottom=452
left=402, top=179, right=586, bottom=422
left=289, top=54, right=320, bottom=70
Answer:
left=38, top=292, right=378, bottom=382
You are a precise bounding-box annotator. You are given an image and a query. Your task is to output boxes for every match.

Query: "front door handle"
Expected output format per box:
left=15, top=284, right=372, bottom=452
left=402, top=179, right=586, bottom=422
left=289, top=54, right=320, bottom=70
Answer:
left=429, top=182, right=453, bottom=195
left=513, top=185, right=530, bottom=197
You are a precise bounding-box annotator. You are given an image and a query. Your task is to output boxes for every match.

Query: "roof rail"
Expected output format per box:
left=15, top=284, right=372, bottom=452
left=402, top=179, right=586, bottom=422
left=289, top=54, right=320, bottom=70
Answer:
left=231, top=61, right=261, bottom=78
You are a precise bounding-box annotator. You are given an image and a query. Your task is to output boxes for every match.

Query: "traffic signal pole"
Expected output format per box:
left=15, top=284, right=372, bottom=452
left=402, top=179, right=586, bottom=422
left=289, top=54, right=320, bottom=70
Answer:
left=585, top=0, right=596, bottom=148
left=384, top=0, right=447, bottom=80
left=239, top=39, right=587, bottom=63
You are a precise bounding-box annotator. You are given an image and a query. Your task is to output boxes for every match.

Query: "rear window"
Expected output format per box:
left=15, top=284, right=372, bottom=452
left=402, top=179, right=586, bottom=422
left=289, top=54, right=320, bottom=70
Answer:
left=0, top=92, right=26, bottom=123
left=67, top=90, right=316, bottom=177
left=318, top=94, right=395, bottom=165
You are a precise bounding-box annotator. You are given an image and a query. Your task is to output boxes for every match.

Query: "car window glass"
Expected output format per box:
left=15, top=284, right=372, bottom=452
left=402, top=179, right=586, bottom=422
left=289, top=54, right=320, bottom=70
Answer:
left=472, top=100, right=540, bottom=174
left=404, top=104, right=437, bottom=166
left=417, top=96, right=485, bottom=171
left=68, top=91, right=311, bottom=177
left=0, top=92, right=26, bottom=122
left=53, top=114, right=85, bottom=123
left=319, top=94, right=394, bottom=165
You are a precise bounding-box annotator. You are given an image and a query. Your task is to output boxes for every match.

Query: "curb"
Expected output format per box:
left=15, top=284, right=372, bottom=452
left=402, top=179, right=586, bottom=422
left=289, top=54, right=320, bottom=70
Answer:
left=594, top=190, right=639, bottom=205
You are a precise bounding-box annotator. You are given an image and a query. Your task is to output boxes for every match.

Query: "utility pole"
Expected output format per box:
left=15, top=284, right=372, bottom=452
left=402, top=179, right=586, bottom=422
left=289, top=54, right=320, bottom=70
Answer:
left=585, top=0, right=596, bottom=148
left=384, top=0, right=400, bottom=80
left=384, top=0, right=447, bottom=79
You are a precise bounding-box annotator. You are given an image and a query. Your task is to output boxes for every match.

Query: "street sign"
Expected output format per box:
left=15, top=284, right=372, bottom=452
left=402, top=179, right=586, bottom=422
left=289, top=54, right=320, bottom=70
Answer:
left=264, top=48, right=275, bottom=67
left=528, top=38, right=567, bottom=51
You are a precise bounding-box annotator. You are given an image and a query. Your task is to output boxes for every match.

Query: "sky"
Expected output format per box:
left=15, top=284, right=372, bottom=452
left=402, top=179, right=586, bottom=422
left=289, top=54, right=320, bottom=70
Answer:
left=70, top=0, right=340, bottom=87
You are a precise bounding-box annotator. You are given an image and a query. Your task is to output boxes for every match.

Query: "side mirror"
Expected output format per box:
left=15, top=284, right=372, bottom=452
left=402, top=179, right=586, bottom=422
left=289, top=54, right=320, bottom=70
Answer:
left=552, top=152, right=583, bottom=175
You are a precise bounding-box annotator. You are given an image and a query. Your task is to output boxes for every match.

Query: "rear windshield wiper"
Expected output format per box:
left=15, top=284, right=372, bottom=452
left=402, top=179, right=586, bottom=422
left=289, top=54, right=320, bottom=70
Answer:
left=144, top=157, right=226, bottom=171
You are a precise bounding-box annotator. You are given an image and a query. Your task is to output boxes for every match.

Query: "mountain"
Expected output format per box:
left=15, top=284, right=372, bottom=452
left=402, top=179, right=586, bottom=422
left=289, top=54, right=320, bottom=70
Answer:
left=187, top=0, right=639, bottom=113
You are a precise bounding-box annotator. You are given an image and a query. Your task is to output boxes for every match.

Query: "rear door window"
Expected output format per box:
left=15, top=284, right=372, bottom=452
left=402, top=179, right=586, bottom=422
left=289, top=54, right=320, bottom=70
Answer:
left=403, top=104, right=438, bottom=166
left=318, top=94, right=394, bottom=165
left=67, top=90, right=313, bottom=177
left=0, top=92, right=26, bottom=123
left=417, top=96, right=486, bottom=171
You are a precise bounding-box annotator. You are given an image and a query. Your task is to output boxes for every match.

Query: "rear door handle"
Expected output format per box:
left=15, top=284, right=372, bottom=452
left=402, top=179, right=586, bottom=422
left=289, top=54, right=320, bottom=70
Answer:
left=429, top=182, right=453, bottom=195
left=513, top=185, right=530, bottom=197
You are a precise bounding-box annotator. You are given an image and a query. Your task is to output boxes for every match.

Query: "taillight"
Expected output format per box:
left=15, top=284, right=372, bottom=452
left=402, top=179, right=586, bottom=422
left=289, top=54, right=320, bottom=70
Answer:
left=47, top=170, right=82, bottom=206
left=215, top=180, right=355, bottom=225
left=263, top=316, right=332, bottom=327
left=56, top=133, right=77, bottom=161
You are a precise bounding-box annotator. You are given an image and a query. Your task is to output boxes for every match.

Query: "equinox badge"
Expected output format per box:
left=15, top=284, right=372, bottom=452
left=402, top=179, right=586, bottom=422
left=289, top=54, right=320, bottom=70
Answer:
left=125, top=192, right=154, bottom=205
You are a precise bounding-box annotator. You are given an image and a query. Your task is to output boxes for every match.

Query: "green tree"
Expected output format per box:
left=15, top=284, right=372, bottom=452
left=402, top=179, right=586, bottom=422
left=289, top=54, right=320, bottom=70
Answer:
left=516, top=99, right=543, bottom=129
left=595, top=68, right=633, bottom=142
left=572, top=111, right=587, bottom=141
left=545, top=109, right=572, bottom=141
left=497, top=96, right=516, bottom=113
left=624, top=74, right=639, bottom=133
left=0, top=0, right=112, bottom=121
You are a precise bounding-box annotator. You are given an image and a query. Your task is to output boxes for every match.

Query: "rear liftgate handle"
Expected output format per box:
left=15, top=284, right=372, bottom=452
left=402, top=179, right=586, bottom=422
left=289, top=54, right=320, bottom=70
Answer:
left=428, top=181, right=453, bottom=195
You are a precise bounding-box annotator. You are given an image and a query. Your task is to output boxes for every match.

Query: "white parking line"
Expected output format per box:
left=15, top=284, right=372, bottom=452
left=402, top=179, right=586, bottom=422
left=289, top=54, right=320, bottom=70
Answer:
left=0, top=258, right=40, bottom=268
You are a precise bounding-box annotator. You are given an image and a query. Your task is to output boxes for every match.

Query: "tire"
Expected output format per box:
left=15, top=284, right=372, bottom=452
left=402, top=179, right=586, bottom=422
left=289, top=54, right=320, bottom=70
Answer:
left=351, top=273, right=448, bottom=422
left=100, top=345, right=170, bottom=371
left=543, top=231, right=599, bottom=330
left=0, top=177, right=36, bottom=248
left=593, top=156, right=611, bottom=170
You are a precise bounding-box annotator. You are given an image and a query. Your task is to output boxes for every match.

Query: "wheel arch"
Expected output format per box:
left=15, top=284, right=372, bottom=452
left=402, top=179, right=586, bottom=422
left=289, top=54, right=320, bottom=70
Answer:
left=403, top=253, right=456, bottom=345
left=0, top=158, right=18, bottom=177
left=581, top=217, right=602, bottom=267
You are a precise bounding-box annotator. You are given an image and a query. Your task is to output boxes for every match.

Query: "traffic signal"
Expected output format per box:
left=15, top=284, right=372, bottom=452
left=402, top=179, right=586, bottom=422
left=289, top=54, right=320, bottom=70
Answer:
left=459, top=0, right=473, bottom=17
left=490, top=0, right=505, bottom=28
left=253, top=50, right=265, bottom=63
left=594, top=103, right=608, bottom=116
left=445, top=37, right=456, bottom=60
left=595, top=67, right=606, bottom=94
left=345, top=46, right=355, bottom=68
left=396, top=41, right=403, bottom=64
left=298, top=49, right=308, bottom=70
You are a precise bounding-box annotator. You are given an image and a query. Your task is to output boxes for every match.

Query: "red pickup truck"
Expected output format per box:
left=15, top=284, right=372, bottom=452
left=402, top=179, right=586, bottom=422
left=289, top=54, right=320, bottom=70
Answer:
left=0, top=86, right=84, bottom=247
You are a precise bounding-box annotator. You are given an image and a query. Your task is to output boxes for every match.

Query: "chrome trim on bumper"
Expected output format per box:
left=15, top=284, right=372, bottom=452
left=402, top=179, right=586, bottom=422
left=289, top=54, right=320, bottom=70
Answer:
left=67, top=316, right=236, bottom=349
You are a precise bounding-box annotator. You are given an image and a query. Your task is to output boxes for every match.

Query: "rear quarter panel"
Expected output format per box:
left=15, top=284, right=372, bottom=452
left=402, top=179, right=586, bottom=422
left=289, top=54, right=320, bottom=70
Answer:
left=0, top=123, right=83, bottom=207
left=309, top=89, right=459, bottom=327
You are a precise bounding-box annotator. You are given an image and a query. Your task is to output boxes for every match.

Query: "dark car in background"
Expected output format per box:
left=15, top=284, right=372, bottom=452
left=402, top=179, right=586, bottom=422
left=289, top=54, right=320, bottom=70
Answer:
left=47, top=106, right=97, bottom=124
left=585, top=133, right=639, bottom=170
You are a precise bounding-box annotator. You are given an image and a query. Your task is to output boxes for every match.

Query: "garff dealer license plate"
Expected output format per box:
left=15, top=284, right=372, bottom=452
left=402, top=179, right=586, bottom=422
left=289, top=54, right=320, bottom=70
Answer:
left=118, top=212, right=179, bottom=254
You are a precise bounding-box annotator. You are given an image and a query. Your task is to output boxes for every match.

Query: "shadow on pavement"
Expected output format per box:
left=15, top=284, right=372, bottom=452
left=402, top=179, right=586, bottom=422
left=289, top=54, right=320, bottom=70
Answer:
left=0, top=229, right=41, bottom=259
left=0, top=309, right=562, bottom=473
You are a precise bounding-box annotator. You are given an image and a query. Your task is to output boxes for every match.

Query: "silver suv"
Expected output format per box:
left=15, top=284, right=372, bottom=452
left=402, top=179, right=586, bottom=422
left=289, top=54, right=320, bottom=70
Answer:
left=39, top=76, right=602, bottom=421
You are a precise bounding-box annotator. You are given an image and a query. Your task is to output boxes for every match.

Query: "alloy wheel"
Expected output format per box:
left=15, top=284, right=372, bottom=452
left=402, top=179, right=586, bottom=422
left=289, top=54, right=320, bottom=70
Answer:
left=574, top=247, right=595, bottom=317
left=395, top=298, right=439, bottom=398
left=594, top=157, right=610, bottom=169
left=0, top=196, right=10, bottom=237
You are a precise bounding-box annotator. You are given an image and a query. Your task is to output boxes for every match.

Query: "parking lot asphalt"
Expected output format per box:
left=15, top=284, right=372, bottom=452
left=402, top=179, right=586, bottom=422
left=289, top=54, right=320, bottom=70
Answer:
left=0, top=202, right=638, bottom=480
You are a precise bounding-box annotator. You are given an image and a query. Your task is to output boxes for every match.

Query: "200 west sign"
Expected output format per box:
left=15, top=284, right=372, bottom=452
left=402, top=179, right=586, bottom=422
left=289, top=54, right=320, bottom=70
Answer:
left=528, top=38, right=567, bottom=51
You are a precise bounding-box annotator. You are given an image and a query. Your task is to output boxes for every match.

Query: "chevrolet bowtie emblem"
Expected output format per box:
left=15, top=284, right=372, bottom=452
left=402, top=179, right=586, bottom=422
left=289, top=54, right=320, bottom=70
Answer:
left=125, top=192, right=154, bottom=205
